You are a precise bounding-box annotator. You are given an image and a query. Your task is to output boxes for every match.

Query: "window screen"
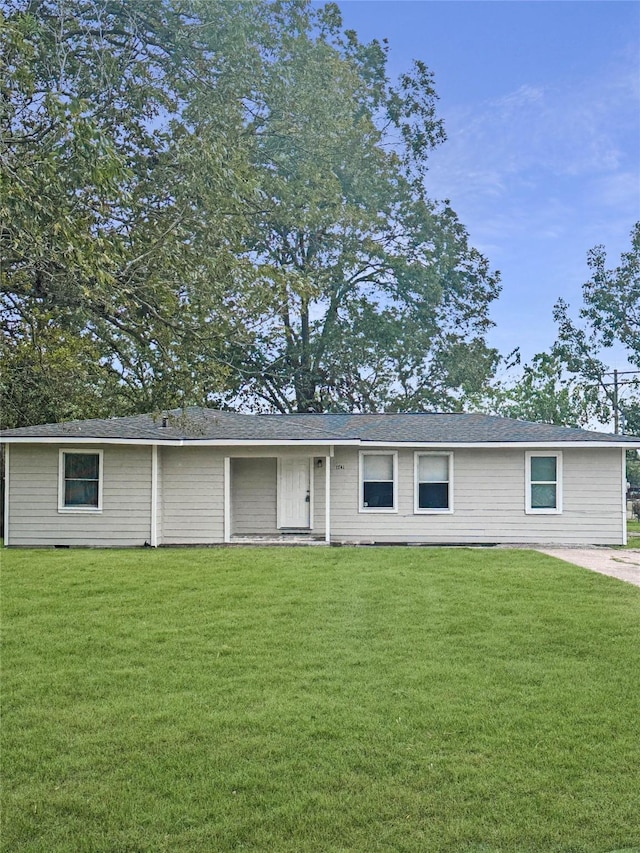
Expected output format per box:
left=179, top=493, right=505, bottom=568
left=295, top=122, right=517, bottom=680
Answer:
left=362, top=454, right=394, bottom=508
left=529, top=455, right=558, bottom=510
left=63, top=452, right=100, bottom=508
left=417, top=454, right=450, bottom=510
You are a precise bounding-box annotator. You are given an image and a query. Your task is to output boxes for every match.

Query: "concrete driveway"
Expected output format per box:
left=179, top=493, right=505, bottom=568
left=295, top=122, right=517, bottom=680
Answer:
left=536, top=545, right=640, bottom=587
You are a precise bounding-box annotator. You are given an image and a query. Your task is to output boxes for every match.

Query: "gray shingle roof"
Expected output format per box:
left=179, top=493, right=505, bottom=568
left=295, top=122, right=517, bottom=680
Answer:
left=1, top=408, right=639, bottom=445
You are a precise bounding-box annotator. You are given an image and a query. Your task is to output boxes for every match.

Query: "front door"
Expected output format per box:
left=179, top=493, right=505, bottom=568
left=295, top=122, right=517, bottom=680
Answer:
left=277, top=457, right=311, bottom=529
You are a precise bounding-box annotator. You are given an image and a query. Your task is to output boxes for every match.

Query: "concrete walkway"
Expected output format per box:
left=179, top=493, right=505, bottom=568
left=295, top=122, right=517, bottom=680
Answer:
left=536, top=544, right=640, bottom=587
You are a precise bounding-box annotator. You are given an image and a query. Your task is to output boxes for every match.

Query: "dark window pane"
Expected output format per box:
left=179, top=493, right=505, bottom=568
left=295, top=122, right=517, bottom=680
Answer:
left=531, top=483, right=556, bottom=509
left=65, top=480, right=99, bottom=507
left=531, top=456, right=556, bottom=482
left=363, top=481, right=394, bottom=508
left=65, top=453, right=99, bottom=480
left=419, top=482, right=449, bottom=509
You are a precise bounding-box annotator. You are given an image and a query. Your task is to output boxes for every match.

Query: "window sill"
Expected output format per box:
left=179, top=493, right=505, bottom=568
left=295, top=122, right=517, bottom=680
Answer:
left=58, top=508, right=103, bottom=514
left=525, top=508, right=562, bottom=515
left=359, top=507, right=398, bottom=514
left=414, top=508, right=453, bottom=515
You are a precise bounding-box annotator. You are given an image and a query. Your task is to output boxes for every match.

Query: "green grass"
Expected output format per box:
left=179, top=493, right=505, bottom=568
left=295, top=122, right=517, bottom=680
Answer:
left=2, top=547, right=640, bottom=853
left=622, top=519, right=640, bottom=548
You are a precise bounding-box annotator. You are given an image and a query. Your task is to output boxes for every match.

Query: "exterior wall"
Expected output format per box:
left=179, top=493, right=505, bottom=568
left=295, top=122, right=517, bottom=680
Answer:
left=231, top=457, right=278, bottom=535
left=160, top=447, right=224, bottom=544
left=8, top=444, right=152, bottom=547
left=5, top=442, right=625, bottom=547
left=329, top=446, right=625, bottom=545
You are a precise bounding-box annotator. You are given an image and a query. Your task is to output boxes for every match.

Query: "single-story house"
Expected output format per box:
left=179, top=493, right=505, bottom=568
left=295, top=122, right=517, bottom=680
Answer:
left=2, top=408, right=639, bottom=547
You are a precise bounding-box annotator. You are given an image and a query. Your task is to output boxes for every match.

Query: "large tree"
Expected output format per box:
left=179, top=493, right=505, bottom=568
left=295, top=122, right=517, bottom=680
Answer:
left=222, top=3, right=501, bottom=412
left=2, top=0, right=501, bottom=423
left=1, top=0, right=260, bottom=424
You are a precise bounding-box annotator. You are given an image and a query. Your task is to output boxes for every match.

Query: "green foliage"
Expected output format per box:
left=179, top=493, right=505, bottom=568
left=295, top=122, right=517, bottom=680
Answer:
left=1, top=0, right=260, bottom=423
left=227, top=6, right=500, bottom=412
left=0, top=310, right=124, bottom=428
left=552, top=223, right=640, bottom=433
left=580, top=222, right=640, bottom=364
left=478, top=351, right=603, bottom=427
left=1, top=0, right=501, bottom=423
left=627, top=451, right=640, bottom=490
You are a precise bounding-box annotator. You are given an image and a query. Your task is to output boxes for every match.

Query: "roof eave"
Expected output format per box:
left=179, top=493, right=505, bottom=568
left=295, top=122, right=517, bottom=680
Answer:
left=1, top=436, right=638, bottom=449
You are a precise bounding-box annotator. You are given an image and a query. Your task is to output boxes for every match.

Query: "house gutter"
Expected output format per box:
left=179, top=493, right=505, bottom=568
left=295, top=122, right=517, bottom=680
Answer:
left=0, top=437, right=362, bottom=447
left=1, top=437, right=638, bottom=449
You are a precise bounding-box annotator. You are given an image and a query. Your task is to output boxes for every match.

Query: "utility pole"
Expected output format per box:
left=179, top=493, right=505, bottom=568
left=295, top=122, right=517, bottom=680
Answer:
left=603, top=369, right=639, bottom=434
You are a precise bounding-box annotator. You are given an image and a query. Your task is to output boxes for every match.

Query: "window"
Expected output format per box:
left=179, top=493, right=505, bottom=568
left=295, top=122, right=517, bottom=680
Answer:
left=360, top=452, right=397, bottom=512
left=525, top=451, right=562, bottom=514
left=59, top=450, right=103, bottom=512
left=415, top=453, right=453, bottom=513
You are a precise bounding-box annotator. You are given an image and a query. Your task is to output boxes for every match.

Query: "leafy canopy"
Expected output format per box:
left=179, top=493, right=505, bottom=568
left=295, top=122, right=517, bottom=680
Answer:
left=224, top=2, right=500, bottom=412
left=1, top=0, right=501, bottom=423
left=553, top=222, right=640, bottom=434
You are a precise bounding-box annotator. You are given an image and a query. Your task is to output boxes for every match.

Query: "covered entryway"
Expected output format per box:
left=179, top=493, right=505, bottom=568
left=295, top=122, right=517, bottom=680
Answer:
left=226, top=454, right=330, bottom=542
left=224, top=452, right=331, bottom=543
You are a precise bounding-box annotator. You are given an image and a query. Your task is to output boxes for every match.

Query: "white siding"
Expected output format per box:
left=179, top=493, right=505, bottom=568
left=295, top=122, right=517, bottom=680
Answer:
left=231, top=458, right=278, bottom=535
left=329, top=446, right=625, bottom=545
left=8, top=444, right=152, bottom=547
left=160, top=447, right=224, bottom=544
left=6, top=442, right=625, bottom=547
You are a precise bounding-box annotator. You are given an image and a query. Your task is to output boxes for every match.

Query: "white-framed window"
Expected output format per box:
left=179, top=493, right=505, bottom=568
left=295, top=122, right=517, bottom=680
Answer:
left=525, top=451, right=562, bottom=514
left=359, top=451, right=398, bottom=512
left=58, top=449, right=103, bottom=512
left=414, top=452, right=453, bottom=513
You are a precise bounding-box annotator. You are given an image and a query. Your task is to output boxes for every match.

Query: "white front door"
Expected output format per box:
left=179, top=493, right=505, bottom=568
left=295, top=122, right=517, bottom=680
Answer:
left=277, top=457, right=311, bottom=529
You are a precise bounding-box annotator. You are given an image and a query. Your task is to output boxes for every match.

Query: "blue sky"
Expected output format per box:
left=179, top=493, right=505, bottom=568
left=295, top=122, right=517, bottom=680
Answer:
left=332, top=0, right=640, bottom=367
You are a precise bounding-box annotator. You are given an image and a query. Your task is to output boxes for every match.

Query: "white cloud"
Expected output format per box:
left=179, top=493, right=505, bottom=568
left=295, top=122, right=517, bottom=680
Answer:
left=426, top=52, right=639, bottom=215
left=422, top=50, right=639, bottom=364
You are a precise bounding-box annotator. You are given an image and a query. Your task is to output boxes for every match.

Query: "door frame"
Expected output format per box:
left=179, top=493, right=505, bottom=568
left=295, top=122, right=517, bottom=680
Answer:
left=277, top=456, right=313, bottom=529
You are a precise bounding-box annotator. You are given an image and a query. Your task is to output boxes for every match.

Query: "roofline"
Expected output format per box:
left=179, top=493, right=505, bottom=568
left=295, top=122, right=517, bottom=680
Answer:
left=0, top=436, right=358, bottom=447
left=356, top=440, right=640, bottom=449
left=1, top=436, right=638, bottom=449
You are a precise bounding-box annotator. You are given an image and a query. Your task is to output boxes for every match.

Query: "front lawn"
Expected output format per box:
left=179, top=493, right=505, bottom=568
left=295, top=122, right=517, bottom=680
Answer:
left=2, top=547, right=639, bottom=852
